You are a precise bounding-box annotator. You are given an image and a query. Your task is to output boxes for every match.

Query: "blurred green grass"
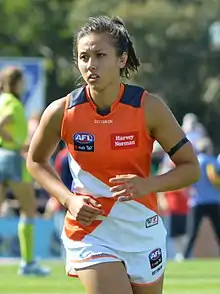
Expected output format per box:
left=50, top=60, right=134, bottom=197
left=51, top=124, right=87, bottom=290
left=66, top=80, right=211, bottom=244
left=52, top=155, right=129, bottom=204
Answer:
left=0, top=259, right=219, bottom=294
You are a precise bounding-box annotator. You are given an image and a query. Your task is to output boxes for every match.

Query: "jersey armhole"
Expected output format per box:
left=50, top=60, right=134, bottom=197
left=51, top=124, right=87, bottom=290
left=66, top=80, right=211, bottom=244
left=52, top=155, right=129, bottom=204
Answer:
left=140, top=90, right=155, bottom=144
left=61, top=94, right=71, bottom=140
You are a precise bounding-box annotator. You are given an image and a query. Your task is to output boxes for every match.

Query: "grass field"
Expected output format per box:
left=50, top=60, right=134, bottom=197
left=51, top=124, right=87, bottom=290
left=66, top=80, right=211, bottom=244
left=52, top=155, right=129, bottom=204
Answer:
left=0, top=259, right=220, bottom=294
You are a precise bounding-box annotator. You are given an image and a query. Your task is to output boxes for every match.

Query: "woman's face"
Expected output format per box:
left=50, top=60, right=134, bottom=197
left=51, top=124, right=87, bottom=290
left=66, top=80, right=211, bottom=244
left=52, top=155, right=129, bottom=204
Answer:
left=77, top=32, right=127, bottom=91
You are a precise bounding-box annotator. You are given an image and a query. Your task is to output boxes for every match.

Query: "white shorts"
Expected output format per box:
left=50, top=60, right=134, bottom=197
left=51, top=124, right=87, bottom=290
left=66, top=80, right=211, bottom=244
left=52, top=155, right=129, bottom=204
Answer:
left=63, top=239, right=167, bottom=286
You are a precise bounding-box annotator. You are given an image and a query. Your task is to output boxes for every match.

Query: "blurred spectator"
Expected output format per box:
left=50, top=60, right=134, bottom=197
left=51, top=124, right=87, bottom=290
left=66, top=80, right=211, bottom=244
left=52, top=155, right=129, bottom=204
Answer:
left=151, top=141, right=164, bottom=175
left=0, top=66, right=49, bottom=275
left=184, top=137, right=220, bottom=258
left=158, top=155, right=189, bottom=262
left=182, top=113, right=207, bottom=152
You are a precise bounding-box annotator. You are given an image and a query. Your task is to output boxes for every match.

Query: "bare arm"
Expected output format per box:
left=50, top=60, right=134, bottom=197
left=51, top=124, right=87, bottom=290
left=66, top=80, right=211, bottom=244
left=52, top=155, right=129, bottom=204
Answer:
left=26, top=98, right=72, bottom=207
left=0, top=114, right=14, bottom=142
left=145, top=94, right=200, bottom=192
left=27, top=97, right=103, bottom=224
left=109, top=93, right=200, bottom=201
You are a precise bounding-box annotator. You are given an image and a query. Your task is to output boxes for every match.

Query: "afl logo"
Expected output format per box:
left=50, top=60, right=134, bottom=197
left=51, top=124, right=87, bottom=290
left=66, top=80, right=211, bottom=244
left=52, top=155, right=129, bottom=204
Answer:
left=73, top=132, right=95, bottom=152
left=149, top=248, right=161, bottom=261
left=149, top=248, right=162, bottom=269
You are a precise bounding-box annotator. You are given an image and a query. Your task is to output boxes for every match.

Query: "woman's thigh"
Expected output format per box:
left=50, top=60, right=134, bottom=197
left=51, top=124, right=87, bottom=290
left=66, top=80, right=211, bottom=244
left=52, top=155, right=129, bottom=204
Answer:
left=76, top=262, right=133, bottom=294
left=132, top=274, right=164, bottom=294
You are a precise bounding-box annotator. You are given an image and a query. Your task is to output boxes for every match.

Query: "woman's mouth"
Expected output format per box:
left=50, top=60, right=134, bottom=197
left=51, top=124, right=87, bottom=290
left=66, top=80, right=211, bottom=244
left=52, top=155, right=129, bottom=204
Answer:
left=88, top=74, right=100, bottom=82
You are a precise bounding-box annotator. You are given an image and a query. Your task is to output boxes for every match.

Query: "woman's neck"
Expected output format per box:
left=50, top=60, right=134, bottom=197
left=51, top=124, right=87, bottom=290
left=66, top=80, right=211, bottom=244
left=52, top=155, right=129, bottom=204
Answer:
left=89, top=80, right=121, bottom=110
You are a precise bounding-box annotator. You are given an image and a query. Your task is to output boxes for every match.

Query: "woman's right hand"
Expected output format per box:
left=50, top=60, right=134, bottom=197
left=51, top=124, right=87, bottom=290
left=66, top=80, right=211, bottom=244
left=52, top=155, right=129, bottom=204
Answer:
left=66, top=195, right=103, bottom=226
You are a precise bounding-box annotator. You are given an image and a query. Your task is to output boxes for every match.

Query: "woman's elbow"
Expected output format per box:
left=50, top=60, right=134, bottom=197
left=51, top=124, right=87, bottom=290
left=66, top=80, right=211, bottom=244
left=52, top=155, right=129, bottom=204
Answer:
left=190, top=161, right=201, bottom=184
left=26, top=151, right=39, bottom=174
left=26, top=155, right=35, bottom=173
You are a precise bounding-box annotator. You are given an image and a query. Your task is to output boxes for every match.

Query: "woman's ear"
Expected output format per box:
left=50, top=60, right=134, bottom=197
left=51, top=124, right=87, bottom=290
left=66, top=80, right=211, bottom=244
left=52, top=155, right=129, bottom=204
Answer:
left=118, top=52, right=128, bottom=69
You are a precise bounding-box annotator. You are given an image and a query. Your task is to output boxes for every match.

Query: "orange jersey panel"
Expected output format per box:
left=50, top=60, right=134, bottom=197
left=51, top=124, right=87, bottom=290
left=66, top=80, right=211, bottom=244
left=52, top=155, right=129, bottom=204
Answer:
left=61, top=84, right=157, bottom=241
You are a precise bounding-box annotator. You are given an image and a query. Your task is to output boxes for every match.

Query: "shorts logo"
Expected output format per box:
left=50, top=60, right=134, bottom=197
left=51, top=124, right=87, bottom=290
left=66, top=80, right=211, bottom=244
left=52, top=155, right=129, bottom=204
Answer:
left=111, top=132, right=138, bottom=150
left=149, top=248, right=162, bottom=269
left=145, top=215, right=158, bottom=228
left=73, top=132, right=95, bottom=152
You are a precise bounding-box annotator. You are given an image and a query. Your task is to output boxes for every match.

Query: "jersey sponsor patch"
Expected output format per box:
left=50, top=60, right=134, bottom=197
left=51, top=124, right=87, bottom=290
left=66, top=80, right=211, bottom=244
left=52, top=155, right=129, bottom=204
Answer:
left=145, top=215, right=158, bottom=228
left=73, top=132, right=95, bottom=152
left=111, top=132, right=138, bottom=150
left=149, top=248, right=162, bottom=269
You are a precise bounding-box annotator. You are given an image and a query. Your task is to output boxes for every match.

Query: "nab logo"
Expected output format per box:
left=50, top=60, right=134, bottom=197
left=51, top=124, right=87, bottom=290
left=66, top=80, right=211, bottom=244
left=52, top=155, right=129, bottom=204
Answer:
left=73, top=132, right=95, bottom=152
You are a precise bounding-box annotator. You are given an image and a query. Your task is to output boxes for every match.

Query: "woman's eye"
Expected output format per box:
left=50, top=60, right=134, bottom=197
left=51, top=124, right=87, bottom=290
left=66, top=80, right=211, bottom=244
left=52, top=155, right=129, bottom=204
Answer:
left=80, top=55, right=89, bottom=61
left=97, top=53, right=106, bottom=58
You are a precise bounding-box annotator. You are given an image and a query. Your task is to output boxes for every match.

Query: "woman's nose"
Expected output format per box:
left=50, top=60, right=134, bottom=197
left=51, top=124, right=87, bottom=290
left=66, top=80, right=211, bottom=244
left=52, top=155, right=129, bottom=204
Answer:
left=87, top=58, right=97, bottom=71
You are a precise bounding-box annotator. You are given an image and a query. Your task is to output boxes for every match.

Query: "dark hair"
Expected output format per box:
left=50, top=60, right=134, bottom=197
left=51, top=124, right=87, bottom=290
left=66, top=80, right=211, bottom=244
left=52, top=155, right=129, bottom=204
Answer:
left=0, top=66, right=23, bottom=97
left=73, top=16, right=140, bottom=79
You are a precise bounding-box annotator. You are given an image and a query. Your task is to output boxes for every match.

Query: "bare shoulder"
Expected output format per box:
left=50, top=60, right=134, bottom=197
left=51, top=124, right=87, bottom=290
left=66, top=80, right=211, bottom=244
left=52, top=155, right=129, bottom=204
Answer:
left=144, top=93, right=171, bottom=114
left=44, top=97, right=66, bottom=120
left=28, top=96, right=67, bottom=161
left=40, top=97, right=67, bottom=133
left=143, top=93, right=175, bottom=133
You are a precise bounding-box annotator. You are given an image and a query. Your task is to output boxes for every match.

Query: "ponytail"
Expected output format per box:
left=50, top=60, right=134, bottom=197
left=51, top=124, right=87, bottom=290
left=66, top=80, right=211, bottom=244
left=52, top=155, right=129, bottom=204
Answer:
left=112, top=16, right=140, bottom=78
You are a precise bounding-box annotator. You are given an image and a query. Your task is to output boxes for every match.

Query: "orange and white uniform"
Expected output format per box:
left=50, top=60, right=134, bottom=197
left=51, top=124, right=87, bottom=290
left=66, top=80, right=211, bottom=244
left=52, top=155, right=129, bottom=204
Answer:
left=61, top=84, right=167, bottom=285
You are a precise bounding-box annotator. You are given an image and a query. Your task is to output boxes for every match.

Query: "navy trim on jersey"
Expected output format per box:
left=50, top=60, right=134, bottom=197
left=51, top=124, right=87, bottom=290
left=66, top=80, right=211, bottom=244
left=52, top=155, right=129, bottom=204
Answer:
left=97, top=108, right=111, bottom=116
left=68, top=87, right=87, bottom=109
left=120, top=84, right=145, bottom=108
left=68, top=84, right=145, bottom=111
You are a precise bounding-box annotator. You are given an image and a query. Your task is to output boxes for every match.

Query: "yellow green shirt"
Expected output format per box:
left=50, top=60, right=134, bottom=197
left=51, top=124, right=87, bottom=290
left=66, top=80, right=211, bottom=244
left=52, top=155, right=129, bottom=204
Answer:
left=0, top=92, right=27, bottom=150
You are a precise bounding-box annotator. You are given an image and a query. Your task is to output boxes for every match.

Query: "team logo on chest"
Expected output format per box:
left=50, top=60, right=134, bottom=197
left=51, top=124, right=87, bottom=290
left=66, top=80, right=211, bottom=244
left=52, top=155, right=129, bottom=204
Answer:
left=111, top=132, right=139, bottom=150
left=73, top=132, right=95, bottom=152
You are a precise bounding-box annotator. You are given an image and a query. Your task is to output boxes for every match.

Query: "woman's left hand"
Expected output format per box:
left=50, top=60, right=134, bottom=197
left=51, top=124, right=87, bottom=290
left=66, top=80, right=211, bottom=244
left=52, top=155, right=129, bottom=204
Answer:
left=109, top=174, right=153, bottom=202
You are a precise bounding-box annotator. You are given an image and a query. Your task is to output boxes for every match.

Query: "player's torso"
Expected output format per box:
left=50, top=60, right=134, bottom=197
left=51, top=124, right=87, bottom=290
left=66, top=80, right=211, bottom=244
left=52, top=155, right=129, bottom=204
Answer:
left=64, top=108, right=152, bottom=184
left=61, top=84, right=167, bottom=250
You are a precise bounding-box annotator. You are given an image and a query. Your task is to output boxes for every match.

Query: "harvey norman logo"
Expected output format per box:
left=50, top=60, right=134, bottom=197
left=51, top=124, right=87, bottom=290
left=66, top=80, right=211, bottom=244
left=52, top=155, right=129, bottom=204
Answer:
left=111, top=132, right=139, bottom=149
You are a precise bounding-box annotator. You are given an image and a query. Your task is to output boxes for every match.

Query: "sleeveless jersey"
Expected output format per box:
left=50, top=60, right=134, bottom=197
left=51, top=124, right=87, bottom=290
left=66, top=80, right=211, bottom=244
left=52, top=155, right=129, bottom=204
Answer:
left=61, top=83, right=167, bottom=252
